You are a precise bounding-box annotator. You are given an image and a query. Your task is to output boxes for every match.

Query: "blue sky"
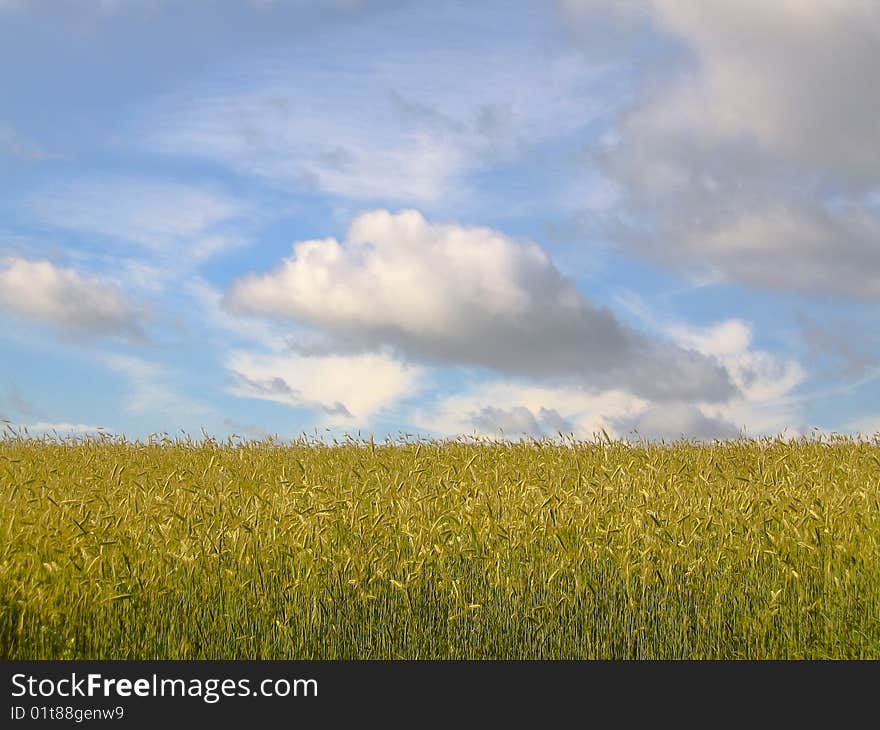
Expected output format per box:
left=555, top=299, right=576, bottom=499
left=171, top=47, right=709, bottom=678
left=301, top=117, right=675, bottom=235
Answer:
left=1, top=0, right=878, bottom=441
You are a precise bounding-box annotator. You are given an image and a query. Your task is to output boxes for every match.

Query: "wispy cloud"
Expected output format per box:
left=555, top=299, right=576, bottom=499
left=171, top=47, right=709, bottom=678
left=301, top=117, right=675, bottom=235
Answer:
left=26, top=176, right=249, bottom=261
left=140, top=4, right=609, bottom=205
left=102, top=353, right=211, bottom=417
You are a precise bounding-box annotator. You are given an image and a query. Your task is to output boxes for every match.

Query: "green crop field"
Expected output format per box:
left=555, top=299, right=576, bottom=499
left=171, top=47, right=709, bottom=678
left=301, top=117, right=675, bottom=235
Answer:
left=1, top=434, right=879, bottom=659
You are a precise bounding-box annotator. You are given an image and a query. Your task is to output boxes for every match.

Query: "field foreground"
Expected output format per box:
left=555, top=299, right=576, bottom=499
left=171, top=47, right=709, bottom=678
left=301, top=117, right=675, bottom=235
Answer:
left=1, top=435, right=879, bottom=659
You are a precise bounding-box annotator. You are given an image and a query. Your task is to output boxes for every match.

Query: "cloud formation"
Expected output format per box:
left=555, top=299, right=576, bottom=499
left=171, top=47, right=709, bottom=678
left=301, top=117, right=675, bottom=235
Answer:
left=227, top=349, right=421, bottom=425
left=565, top=0, right=880, bottom=297
left=615, top=404, right=741, bottom=442
left=570, top=0, right=880, bottom=174
left=142, top=3, right=606, bottom=205
left=227, top=209, right=735, bottom=402
left=0, top=257, right=141, bottom=337
left=3, top=421, right=106, bottom=436
left=624, top=302, right=808, bottom=436
left=410, top=382, right=647, bottom=439
left=410, top=311, right=807, bottom=441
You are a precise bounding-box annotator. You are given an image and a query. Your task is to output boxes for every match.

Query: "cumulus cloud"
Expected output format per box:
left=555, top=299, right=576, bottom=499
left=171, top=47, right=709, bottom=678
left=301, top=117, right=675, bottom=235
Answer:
left=663, top=319, right=806, bottom=405
left=564, top=0, right=880, bottom=297
left=0, top=257, right=141, bottom=337
left=410, top=307, right=807, bottom=442
left=622, top=302, right=809, bottom=436
left=226, top=349, right=421, bottom=425
left=573, top=0, right=880, bottom=174
left=227, top=209, right=735, bottom=401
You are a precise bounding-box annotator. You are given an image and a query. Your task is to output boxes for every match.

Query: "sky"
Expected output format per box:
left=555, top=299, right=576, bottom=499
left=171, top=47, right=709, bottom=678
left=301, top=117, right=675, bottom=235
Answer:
left=1, top=0, right=879, bottom=442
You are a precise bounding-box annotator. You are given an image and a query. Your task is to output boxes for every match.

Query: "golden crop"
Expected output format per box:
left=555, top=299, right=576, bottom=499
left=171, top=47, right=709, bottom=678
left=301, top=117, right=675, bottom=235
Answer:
left=1, top=433, right=878, bottom=659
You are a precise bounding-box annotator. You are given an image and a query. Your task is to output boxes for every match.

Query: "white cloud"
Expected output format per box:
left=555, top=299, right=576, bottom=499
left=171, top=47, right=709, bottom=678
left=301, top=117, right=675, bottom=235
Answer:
left=662, top=319, right=806, bottom=403
left=629, top=305, right=808, bottom=436
left=575, top=292, right=811, bottom=437
left=191, top=280, right=422, bottom=428
left=684, top=208, right=880, bottom=298
left=3, top=421, right=107, bottom=436
left=613, top=202, right=880, bottom=298
left=568, top=0, right=880, bottom=176
left=666, top=318, right=752, bottom=358
left=410, top=381, right=647, bottom=439
left=409, top=372, right=765, bottom=443
left=0, top=257, right=141, bottom=337
left=564, top=0, right=880, bottom=297
left=409, top=313, right=807, bottom=441
left=227, top=209, right=735, bottom=401
left=655, top=1, right=879, bottom=177
left=685, top=357, right=806, bottom=438
left=27, top=177, right=247, bottom=260
left=619, top=404, right=742, bottom=442
left=227, top=349, right=421, bottom=425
